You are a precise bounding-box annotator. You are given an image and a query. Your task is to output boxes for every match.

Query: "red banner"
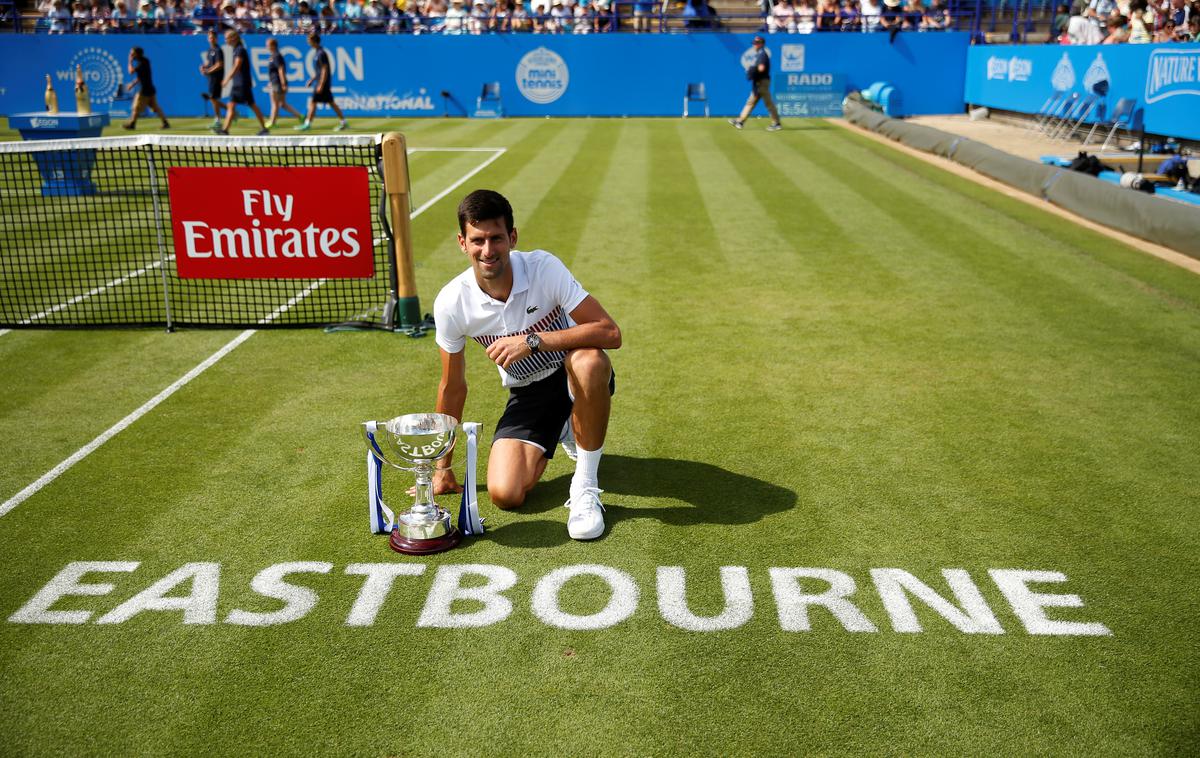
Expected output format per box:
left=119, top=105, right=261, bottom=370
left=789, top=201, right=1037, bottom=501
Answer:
left=168, top=167, right=374, bottom=279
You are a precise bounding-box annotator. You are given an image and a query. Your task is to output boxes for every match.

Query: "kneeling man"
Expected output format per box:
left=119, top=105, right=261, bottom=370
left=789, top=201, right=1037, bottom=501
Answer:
left=432, top=190, right=621, bottom=540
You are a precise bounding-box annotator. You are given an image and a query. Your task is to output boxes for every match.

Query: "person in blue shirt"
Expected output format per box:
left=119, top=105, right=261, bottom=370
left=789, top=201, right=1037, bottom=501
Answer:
left=216, top=30, right=269, bottom=135
left=296, top=33, right=348, bottom=131
left=265, top=37, right=304, bottom=128
left=121, top=47, right=170, bottom=130
left=728, top=36, right=781, bottom=132
left=199, top=28, right=226, bottom=129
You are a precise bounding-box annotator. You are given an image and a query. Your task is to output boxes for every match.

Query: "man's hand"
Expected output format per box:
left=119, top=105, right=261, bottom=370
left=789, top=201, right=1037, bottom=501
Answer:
left=433, top=468, right=463, bottom=495
left=485, top=334, right=531, bottom=369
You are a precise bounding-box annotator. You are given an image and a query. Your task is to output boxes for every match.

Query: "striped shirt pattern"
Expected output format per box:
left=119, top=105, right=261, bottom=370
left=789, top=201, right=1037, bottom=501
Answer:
left=473, top=306, right=569, bottom=383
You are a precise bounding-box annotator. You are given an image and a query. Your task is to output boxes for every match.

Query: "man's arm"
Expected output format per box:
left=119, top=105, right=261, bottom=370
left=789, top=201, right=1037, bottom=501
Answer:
left=432, top=347, right=468, bottom=494
left=484, top=294, right=620, bottom=369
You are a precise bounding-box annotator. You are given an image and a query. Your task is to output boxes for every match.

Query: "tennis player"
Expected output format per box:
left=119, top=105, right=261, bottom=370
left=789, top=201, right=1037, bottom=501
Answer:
left=431, top=190, right=621, bottom=541
left=295, top=33, right=347, bottom=132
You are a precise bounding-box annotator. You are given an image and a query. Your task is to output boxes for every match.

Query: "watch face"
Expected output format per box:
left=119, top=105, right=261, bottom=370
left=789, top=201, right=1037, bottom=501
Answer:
left=526, top=333, right=540, bottom=352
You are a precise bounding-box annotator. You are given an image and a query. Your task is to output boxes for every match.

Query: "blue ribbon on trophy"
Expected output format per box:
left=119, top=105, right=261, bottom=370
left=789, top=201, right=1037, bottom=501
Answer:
left=364, top=418, right=483, bottom=538
left=457, top=422, right=485, bottom=536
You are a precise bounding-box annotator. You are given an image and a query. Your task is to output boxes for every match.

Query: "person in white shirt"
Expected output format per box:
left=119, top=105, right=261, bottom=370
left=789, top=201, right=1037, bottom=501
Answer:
left=432, top=190, right=621, bottom=541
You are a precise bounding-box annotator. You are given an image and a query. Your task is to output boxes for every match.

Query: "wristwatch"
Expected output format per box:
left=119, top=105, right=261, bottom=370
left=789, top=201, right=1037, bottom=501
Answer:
left=525, top=332, right=542, bottom=354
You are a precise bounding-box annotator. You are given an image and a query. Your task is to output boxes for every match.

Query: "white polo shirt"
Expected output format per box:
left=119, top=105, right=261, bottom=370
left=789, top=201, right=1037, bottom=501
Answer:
left=433, top=249, right=589, bottom=388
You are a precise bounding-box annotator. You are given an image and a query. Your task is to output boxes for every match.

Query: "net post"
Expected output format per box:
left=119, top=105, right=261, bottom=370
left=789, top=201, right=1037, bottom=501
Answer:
left=380, top=132, right=424, bottom=333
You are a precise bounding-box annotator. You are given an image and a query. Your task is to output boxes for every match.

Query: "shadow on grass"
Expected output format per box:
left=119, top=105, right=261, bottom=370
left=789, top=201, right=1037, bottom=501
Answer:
left=484, top=454, right=797, bottom=549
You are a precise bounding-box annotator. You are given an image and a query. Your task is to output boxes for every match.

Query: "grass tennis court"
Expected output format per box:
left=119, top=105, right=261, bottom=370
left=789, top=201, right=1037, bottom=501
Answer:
left=2, top=117, right=1198, bottom=755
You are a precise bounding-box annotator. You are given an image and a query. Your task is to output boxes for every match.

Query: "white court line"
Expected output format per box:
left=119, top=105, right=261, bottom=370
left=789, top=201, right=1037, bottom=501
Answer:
left=0, top=147, right=505, bottom=336
left=0, top=147, right=506, bottom=519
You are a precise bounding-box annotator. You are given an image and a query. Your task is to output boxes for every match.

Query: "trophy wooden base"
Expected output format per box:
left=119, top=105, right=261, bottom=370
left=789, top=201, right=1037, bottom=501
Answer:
left=389, top=527, right=462, bottom=555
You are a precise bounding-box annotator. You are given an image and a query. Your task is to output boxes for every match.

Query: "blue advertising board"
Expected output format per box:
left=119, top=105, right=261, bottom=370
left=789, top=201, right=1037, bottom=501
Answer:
left=776, top=73, right=847, bottom=118
left=0, top=33, right=968, bottom=120
left=964, top=43, right=1200, bottom=141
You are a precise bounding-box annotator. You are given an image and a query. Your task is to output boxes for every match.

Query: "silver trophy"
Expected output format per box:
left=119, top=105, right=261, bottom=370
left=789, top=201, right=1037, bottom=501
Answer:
left=362, top=413, right=462, bottom=555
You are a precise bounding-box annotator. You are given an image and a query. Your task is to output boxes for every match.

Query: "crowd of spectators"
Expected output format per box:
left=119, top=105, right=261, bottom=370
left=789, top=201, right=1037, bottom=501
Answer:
left=34, top=0, right=971, bottom=33
left=765, top=0, right=951, bottom=33
left=38, top=0, right=690, bottom=33
left=1053, top=0, right=1199, bottom=43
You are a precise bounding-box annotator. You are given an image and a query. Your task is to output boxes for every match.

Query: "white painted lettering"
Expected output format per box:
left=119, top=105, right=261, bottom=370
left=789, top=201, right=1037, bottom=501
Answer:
left=989, top=569, right=1112, bottom=636
left=344, top=563, right=427, bottom=627
left=532, top=565, right=638, bottom=631
left=769, top=568, right=878, bottom=632
left=225, top=561, right=333, bottom=626
left=417, top=564, right=517, bottom=628
left=657, top=566, right=753, bottom=632
left=871, top=568, right=1003, bottom=634
left=94, top=562, right=220, bottom=625
left=8, top=561, right=139, bottom=625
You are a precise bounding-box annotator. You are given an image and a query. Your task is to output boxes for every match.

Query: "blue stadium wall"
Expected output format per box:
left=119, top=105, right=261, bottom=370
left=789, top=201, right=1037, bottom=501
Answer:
left=0, top=33, right=968, bottom=119
left=965, top=43, right=1200, bottom=142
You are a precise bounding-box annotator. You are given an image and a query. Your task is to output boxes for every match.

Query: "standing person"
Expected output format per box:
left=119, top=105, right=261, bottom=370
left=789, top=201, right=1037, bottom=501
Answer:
left=121, top=47, right=170, bottom=130
left=729, top=36, right=782, bottom=132
left=265, top=38, right=303, bottom=128
left=199, top=28, right=226, bottom=130
left=217, top=30, right=269, bottom=135
left=296, top=32, right=348, bottom=131
left=431, top=190, right=621, bottom=541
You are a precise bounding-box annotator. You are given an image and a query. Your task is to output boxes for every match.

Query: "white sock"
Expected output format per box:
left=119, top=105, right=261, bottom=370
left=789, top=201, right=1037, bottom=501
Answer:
left=571, top=444, right=603, bottom=495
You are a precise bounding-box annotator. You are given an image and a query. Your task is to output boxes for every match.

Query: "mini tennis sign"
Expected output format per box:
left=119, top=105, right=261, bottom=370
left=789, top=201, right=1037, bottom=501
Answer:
left=168, top=167, right=373, bottom=279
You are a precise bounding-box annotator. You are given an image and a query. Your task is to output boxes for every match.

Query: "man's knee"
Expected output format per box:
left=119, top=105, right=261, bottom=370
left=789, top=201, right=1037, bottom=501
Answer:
left=565, top=348, right=611, bottom=386
left=488, top=481, right=527, bottom=511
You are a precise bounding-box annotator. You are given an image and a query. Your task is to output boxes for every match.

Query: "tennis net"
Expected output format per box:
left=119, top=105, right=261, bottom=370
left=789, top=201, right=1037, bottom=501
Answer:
left=0, top=133, right=405, bottom=330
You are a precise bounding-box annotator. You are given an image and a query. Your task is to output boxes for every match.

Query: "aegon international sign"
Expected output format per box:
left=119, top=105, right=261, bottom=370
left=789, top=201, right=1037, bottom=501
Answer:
left=168, top=167, right=373, bottom=279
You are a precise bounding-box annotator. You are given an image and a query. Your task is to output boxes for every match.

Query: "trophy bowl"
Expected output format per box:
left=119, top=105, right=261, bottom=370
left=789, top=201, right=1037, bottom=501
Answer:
left=363, top=413, right=462, bottom=555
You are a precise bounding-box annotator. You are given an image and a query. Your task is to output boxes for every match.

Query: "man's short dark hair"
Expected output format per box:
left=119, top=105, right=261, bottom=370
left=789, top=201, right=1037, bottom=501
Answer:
left=457, top=190, right=514, bottom=235
left=131, top=47, right=144, bottom=59
left=308, top=31, right=321, bottom=43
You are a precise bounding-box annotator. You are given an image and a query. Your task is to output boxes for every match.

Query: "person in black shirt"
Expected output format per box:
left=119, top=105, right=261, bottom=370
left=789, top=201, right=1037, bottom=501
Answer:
left=265, top=37, right=303, bottom=128
left=122, top=47, right=170, bottom=130
left=728, top=36, right=781, bottom=132
left=295, top=32, right=348, bottom=132
left=216, top=29, right=269, bottom=135
left=199, top=28, right=226, bottom=130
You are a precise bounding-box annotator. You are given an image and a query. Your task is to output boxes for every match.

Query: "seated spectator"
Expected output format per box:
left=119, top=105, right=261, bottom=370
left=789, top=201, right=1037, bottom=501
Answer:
left=1102, top=12, right=1128, bottom=39
left=549, top=0, right=571, bottom=30
left=47, top=0, right=72, bottom=32
left=571, top=0, right=590, bottom=31
left=318, top=2, right=338, bottom=29
left=1052, top=2, right=1070, bottom=36
left=1189, top=15, right=1199, bottom=40
left=1152, top=17, right=1174, bottom=39
left=71, top=1, right=90, bottom=31
left=1067, top=8, right=1104, bottom=40
left=491, top=0, right=512, bottom=29
left=113, top=0, right=137, bottom=29
left=795, top=0, right=816, bottom=30
left=294, top=0, right=317, bottom=28
left=816, top=0, right=839, bottom=30
left=509, top=0, right=529, bottom=30
left=342, top=0, right=363, bottom=29
left=193, top=0, right=219, bottom=29
left=443, top=0, right=467, bottom=32
left=468, top=0, right=488, bottom=31
left=923, top=0, right=948, bottom=28
left=879, top=0, right=903, bottom=35
left=363, top=0, right=387, bottom=28
left=903, top=0, right=922, bottom=28
left=592, top=0, right=612, bottom=31
left=860, top=0, right=880, bottom=30
left=839, top=0, right=860, bottom=29
left=769, top=0, right=796, bottom=32
left=86, top=0, right=112, bottom=31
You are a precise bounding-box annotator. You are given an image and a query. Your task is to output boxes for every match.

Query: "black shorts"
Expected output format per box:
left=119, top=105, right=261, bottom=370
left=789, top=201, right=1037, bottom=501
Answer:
left=494, top=364, right=616, bottom=458
left=207, top=78, right=222, bottom=101
left=312, top=88, right=335, bottom=105
left=230, top=87, right=255, bottom=106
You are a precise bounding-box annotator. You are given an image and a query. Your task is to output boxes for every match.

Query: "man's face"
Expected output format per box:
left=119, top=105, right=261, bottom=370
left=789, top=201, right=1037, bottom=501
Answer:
left=458, top=217, right=517, bottom=283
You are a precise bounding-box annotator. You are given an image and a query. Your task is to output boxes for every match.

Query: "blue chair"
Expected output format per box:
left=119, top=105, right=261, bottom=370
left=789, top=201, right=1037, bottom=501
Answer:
left=1053, top=93, right=1099, bottom=141
left=682, top=82, right=708, bottom=118
left=476, top=82, right=503, bottom=117
left=1083, top=98, right=1137, bottom=152
left=1029, top=90, right=1067, bottom=133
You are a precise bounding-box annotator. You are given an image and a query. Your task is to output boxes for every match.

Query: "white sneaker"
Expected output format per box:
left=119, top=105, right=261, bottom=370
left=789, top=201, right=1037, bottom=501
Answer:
left=565, top=487, right=605, bottom=540
left=559, top=419, right=578, bottom=461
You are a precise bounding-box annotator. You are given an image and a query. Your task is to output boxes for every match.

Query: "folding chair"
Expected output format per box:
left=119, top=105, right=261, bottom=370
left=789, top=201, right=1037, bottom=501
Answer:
left=1029, top=91, right=1067, bottom=133
left=476, top=82, right=503, bottom=117
left=1054, top=93, right=1099, bottom=142
left=1084, top=98, right=1137, bottom=152
left=1041, top=92, right=1078, bottom=136
left=683, top=82, right=708, bottom=118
